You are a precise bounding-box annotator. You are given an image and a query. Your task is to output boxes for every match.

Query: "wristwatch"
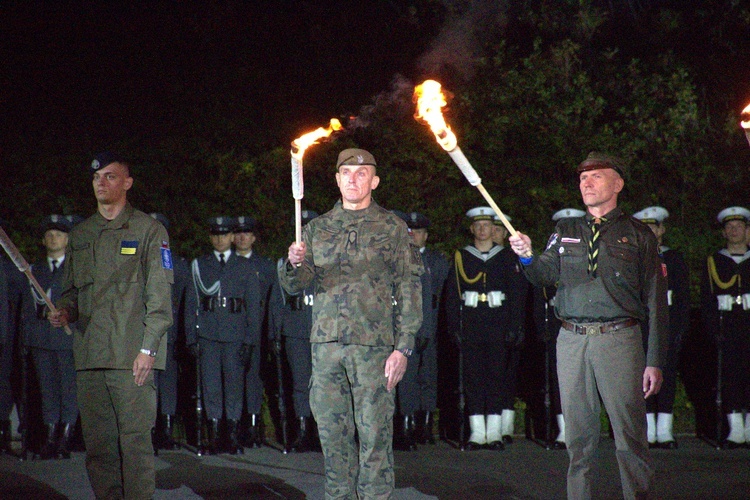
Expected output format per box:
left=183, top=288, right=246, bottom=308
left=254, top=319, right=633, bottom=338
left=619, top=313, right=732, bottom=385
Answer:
left=140, top=348, right=157, bottom=357
left=398, top=348, right=413, bottom=358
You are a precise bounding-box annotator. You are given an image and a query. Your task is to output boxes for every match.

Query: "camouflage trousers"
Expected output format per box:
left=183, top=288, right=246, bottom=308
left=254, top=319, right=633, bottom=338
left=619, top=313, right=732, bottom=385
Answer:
left=311, top=342, right=395, bottom=500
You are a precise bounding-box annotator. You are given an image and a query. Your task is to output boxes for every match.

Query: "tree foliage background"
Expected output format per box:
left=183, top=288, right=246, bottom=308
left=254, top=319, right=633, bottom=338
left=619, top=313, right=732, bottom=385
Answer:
left=2, top=0, right=750, bottom=302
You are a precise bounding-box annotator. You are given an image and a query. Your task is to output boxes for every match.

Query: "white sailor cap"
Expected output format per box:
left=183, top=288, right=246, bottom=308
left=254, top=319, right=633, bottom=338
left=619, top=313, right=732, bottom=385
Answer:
left=717, top=206, right=750, bottom=225
left=466, top=206, right=494, bottom=221
left=492, top=214, right=511, bottom=225
left=633, top=206, right=669, bottom=225
left=552, top=208, right=586, bottom=221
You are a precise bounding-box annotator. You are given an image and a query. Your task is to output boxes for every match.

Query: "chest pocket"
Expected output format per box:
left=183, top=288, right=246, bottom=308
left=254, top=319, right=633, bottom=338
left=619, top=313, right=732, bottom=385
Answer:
left=605, top=242, right=639, bottom=284
left=111, top=237, right=142, bottom=283
left=70, top=242, right=94, bottom=288
left=559, top=243, right=587, bottom=282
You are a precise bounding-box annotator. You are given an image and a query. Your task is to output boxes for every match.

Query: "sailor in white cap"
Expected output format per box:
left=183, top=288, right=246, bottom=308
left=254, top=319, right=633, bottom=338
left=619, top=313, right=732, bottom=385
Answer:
left=532, top=209, right=585, bottom=450
left=701, top=206, right=750, bottom=448
left=445, top=207, right=528, bottom=450
left=633, top=207, right=689, bottom=449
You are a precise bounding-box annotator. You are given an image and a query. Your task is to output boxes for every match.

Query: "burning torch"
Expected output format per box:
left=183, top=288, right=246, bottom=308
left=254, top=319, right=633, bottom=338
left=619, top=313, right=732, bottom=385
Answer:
left=0, top=226, right=72, bottom=335
left=741, top=103, right=750, bottom=147
left=414, top=79, right=531, bottom=256
left=291, top=119, right=343, bottom=243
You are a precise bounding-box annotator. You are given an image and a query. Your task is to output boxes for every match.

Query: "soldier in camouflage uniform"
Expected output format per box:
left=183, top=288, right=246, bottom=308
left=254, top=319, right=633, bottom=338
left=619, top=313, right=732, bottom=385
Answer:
left=279, top=149, right=423, bottom=499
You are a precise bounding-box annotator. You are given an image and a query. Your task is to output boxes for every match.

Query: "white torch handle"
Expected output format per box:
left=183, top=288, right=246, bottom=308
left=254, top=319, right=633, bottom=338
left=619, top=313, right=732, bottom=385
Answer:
left=0, top=226, right=72, bottom=334
left=447, top=147, right=482, bottom=186
left=291, top=156, right=304, bottom=200
left=744, top=128, right=750, bottom=148
left=295, top=200, right=302, bottom=245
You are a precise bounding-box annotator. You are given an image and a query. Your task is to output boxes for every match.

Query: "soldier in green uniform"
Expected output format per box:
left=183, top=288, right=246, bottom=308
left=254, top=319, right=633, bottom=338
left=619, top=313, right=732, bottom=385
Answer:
left=50, top=152, right=173, bottom=499
left=509, top=152, right=668, bottom=499
left=279, top=148, right=423, bottom=499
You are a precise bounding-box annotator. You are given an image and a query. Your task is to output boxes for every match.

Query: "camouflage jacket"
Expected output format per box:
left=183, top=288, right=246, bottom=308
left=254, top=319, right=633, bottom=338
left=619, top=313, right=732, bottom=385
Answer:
left=279, top=200, right=423, bottom=351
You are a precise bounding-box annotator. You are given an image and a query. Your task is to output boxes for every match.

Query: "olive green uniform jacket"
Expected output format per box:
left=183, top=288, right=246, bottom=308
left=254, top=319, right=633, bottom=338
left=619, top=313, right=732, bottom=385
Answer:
left=57, top=203, right=174, bottom=370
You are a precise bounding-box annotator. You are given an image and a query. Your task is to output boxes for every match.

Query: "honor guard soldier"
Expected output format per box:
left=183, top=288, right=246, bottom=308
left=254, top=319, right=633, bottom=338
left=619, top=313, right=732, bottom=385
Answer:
left=491, top=214, right=529, bottom=443
left=149, top=213, right=190, bottom=450
left=532, top=208, right=586, bottom=450
left=269, top=209, right=321, bottom=452
left=233, top=215, right=276, bottom=448
left=21, top=215, right=79, bottom=459
left=1, top=218, right=25, bottom=455
left=391, top=210, right=449, bottom=450
left=700, top=206, right=750, bottom=448
left=186, top=217, right=261, bottom=454
left=633, top=206, right=689, bottom=449
left=445, top=207, right=528, bottom=450
left=0, top=218, right=11, bottom=454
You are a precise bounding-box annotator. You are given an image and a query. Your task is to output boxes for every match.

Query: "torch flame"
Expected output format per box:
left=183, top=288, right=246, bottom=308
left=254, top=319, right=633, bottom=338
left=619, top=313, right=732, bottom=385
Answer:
left=414, top=80, right=458, bottom=152
left=291, top=119, right=343, bottom=160
left=741, top=103, right=750, bottom=130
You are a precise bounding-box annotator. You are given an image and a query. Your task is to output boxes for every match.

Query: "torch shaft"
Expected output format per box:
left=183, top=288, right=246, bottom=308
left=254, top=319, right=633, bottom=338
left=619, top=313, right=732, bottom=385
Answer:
left=295, top=199, right=302, bottom=245
left=0, top=226, right=72, bottom=335
left=446, top=147, right=482, bottom=187
left=744, top=129, right=750, bottom=148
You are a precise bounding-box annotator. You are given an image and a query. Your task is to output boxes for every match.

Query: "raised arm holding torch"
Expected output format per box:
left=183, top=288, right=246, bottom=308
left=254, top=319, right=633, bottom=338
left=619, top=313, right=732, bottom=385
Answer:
left=740, top=103, right=750, bottom=147
left=0, top=225, right=72, bottom=335
left=413, top=80, right=531, bottom=257
left=291, top=119, right=342, bottom=243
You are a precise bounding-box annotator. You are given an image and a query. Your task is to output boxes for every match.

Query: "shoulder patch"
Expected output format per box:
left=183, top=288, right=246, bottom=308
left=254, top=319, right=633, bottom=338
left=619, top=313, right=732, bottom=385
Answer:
left=161, top=241, right=173, bottom=270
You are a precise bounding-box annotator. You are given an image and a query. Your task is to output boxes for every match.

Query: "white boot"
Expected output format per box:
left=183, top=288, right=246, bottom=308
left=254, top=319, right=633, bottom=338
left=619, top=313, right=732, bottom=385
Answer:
left=468, top=415, right=486, bottom=446
left=726, top=412, right=745, bottom=446
left=486, top=414, right=502, bottom=444
left=745, top=413, right=750, bottom=444
left=555, top=414, right=566, bottom=446
left=501, top=409, right=515, bottom=444
left=646, top=413, right=656, bottom=445
left=656, top=413, right=677, bottom=448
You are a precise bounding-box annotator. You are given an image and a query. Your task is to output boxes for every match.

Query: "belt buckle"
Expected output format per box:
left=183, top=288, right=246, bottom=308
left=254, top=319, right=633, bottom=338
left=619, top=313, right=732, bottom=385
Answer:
left=478, top=293, right=487, bottom=302
left=585, top=325, right=599, bottom=336
left=735, top=296, right=742, bottom=306
left=220, top=296, right=227, bottom=308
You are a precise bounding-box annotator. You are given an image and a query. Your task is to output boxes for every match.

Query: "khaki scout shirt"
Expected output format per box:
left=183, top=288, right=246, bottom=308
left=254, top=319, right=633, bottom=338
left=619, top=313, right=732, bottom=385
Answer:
left=279, top=200, right=423, bottom=352
left=58, top=203, right=173, bottom=370
left=522, top=207, right=668, bottom=367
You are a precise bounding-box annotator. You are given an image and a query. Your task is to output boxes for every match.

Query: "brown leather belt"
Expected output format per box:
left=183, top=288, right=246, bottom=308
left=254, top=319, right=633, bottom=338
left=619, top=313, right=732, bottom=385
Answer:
left=561, top=318, right=638, bottom=336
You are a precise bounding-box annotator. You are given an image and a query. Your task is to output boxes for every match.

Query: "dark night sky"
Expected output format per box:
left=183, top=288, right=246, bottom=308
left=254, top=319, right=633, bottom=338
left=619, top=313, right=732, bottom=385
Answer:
left=1, top=1, right=452, bottom=158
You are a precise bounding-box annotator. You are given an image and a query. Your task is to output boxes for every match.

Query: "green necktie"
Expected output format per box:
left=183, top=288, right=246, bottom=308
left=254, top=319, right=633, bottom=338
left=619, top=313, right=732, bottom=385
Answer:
left=588, top=217, right=606, bottom=276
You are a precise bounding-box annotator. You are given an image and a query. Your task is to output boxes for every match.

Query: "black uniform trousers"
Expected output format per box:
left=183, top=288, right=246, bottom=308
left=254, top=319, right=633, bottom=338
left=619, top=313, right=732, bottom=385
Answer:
left=30, top=347, right=77, bottom=425
left=200, top=338, right=245, bottom=420
left=285, top=337, right=312, bottom=418
left=155, top=342, right=178, bottom=415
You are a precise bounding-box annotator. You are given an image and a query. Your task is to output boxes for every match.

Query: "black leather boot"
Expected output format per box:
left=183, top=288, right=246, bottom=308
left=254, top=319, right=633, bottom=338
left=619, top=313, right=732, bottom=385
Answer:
left=422, top=412, right=436, bottom=444
left=0, top=420, right=11, bottom=454
left=227, top=419, right=243, bottom=454
left=160, top=414, right=178, bottom=450
left=291, top=416, right=312, bottom=453
left=57, top=422, right=73, bottom=459
left=248, top=414, right=263, bottom=448
left=207, top=418, right=220, bottom=455
left=394, top=415, right=417, bottom=451
left=39, top=422, right=58, bottom=460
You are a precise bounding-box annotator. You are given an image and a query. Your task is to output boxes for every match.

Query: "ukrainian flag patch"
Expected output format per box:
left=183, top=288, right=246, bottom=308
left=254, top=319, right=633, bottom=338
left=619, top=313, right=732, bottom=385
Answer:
left=120, top=240, right=138, bottom=255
